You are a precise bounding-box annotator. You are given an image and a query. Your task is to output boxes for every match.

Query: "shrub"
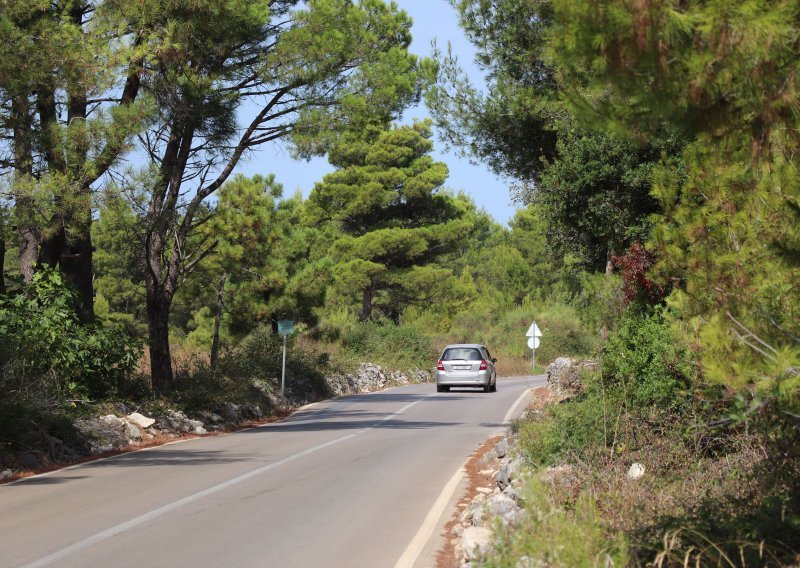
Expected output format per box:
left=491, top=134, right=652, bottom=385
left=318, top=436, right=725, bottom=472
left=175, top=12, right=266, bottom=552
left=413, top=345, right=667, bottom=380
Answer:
left=217, top=325, right=331, bottom=403
left=338, top=322, right=436, bottom=370
left=482, top=477, right=629, bottom=568
left=0, top=269, right=141, bottom=404
left=516, top=374, right=625, bottom=466
left=601, top=307, right=693, bottom=409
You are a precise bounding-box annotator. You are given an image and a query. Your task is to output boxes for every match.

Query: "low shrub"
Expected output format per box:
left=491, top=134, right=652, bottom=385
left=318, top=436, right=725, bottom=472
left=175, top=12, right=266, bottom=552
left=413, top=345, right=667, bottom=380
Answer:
left=601, top=307, right=693, bottom=409
left=438, top=301, right=600, bottom=375
left=0, top=269, right=141, bottom=405
left=171, top=325, right=334, bottom=413
left=481, top=477, right=629, bottom=568
left=338, top=322, right=436, bottom=370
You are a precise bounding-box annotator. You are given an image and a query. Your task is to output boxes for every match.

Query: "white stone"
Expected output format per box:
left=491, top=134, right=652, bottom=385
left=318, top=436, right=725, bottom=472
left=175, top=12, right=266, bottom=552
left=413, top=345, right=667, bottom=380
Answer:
left=101, top=414, right=123, bottom=427
left=627, top=462, right=645, bottom=480
left=494, top=438, right=509, bottom=459
left=126, top=412, right=155, bottom=429
left=486, top=493, right=517, bottom=517
left=462, top=527, right=492, bottom=561
left=123, top=421, right=142, bottom=441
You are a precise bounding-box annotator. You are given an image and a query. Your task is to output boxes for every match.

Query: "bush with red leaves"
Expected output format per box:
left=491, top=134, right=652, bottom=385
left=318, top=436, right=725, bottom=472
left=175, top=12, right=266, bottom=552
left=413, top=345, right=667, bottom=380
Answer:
left=612, top=243, right=664, bottom=305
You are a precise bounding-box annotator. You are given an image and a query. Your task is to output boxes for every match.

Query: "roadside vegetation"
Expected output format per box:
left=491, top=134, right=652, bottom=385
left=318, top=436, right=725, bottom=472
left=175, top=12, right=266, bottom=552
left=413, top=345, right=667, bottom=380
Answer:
left=426, top=0, right=800, bottom=565
left=1, top=1, right=798, bottom=566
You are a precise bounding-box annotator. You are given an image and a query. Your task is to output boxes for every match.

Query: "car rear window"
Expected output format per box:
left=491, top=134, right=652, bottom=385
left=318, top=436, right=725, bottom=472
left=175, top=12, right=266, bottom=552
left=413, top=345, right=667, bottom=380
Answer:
left=442, top=348, right=482, bottom=361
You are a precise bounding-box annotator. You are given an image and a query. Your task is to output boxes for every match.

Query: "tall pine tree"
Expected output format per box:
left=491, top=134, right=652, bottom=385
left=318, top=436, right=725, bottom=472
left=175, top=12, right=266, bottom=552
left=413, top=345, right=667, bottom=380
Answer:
left=307, top=122, right=470, bottom=322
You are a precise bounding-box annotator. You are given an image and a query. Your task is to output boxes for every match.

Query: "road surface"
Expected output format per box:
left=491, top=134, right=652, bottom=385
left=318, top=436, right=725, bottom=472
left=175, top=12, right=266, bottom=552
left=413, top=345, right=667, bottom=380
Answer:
left=0, top=376, right=544, bottom=568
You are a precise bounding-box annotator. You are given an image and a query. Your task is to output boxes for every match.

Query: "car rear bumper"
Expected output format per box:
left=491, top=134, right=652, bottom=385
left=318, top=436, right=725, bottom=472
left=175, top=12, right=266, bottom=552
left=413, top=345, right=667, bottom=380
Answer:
left=435, top=371, right=492, bottom=387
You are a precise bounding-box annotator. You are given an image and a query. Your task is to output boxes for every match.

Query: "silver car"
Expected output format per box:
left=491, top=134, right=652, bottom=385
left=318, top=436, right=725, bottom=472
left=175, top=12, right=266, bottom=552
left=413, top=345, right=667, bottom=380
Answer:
left=435, top=344, right=497, bottom=393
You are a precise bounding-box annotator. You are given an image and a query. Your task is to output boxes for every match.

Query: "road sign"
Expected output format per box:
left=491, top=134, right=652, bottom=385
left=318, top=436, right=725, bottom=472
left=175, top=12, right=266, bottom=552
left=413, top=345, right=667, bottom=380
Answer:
left=525, top=321, right=542, bottom=338
left=277, top=320, right=294, bottom=335
left=527, top=336, right=540, bottom=349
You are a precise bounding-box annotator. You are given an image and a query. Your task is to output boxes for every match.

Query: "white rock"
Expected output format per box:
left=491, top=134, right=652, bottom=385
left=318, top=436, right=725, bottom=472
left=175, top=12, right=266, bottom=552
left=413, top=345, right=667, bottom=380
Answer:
left=101, top=414, right=123, bottom=427
left=627, top=462, right=645, bottom=480
left=126, top=412, right=155, bottom=429
left=494, top=438, right=509, bottom=459
left=123, top=421, right=142, bottom=441
left=1, top=469, right=12, bottom=480
left=462, top=527, right=492, bottom=561
left=477, top=487, right=493, bottom=494
left=486, top=493, right=517, bottom=517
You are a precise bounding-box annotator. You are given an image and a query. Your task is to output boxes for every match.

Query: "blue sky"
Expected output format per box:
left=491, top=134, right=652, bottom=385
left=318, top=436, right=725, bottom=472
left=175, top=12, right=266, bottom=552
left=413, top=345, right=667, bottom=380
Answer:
left=237, top=0, right=518, bottom=225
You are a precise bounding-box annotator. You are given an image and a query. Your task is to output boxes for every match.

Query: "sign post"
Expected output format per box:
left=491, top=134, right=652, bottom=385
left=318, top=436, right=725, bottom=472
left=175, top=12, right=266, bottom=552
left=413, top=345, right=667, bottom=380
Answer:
left=525, top=321, right=543, bottom=372
left=277, top=320, right=294, bottom=398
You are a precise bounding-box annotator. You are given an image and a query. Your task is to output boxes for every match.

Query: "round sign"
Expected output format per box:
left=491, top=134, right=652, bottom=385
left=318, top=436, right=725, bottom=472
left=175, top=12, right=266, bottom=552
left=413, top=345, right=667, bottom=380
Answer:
left=527, top=336, right=540, bottom=349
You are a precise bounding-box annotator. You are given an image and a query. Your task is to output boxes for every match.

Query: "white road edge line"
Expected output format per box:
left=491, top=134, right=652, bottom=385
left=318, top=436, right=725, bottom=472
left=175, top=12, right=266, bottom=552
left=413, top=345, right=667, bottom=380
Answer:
left=394, top=463, right=465, bottom=568
left=395, top=385, right=535, bottom=568
left=503, top=386, right=535, bottom=425
left=20, top=397, right=429, bottom=568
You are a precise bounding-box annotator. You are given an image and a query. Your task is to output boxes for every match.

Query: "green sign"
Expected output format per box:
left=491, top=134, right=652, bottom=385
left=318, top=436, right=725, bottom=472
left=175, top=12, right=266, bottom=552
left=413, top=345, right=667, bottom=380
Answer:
left=277, top=320, right=294, bottom=335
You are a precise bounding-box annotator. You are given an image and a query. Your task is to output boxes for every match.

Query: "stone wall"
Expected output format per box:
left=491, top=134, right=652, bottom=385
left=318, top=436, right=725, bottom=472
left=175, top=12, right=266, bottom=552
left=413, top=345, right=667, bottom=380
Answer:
left=546, top=357, right=599, bottom=397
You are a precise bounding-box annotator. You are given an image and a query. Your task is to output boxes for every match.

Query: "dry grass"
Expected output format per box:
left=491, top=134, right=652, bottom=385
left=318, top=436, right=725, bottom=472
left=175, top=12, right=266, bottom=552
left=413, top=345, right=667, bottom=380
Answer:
left=500, top=387, right=800, bottom=567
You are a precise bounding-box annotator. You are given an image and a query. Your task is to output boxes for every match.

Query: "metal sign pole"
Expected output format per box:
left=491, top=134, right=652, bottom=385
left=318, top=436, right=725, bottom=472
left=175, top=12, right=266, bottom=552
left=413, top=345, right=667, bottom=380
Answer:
left=281, top=333, right=287, bottom=398
left=277, top=319, right=294, bottom=399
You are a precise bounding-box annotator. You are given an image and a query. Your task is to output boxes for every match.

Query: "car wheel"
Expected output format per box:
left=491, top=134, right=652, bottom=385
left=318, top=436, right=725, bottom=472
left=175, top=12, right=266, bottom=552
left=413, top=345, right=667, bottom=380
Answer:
left=483, top=383, right=491, bottom=393
left=436, top=384, right=444, bottom=393
left=490, top=380, right=497, bottom=392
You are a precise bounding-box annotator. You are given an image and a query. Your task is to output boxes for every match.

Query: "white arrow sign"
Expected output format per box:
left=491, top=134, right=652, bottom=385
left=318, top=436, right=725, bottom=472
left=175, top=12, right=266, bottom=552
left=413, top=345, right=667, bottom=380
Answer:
left=525, top=321, right=542, bottom=338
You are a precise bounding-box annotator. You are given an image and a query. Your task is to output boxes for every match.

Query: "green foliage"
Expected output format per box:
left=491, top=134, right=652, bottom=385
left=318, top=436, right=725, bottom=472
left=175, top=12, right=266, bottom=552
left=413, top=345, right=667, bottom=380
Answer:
left=481, top=478, right=629, bottom=568
left=448, top=301, right=599, bottom=364
left=308, top=121, right=472, bottom=321
left=516, top=382, right=616, bottom=466
left=537, top=127, right=684, bottom=270
left=337, top=322, right=437, bottom=370
left=547, top=0, right=800, bottom=150
left=0, top=269, right=141, bottom=404
left=601, top=308, right=693, bottom=409
left=92, top=194, right=146, bottom=334
left=220, top=326, right=332, bottom=401
left=424, top=0, right=559, bottom=183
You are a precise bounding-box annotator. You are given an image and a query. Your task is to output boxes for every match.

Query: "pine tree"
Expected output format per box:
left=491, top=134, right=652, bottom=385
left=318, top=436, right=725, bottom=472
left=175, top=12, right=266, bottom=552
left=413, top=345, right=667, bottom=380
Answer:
left=307, top=122, right=471, bottom=321
left=119, top=0, right=420, bottom=389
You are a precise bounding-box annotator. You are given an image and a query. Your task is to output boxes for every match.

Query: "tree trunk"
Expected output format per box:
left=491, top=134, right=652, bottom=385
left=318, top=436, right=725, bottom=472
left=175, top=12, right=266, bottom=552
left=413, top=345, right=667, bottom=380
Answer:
left=210, top=272, right=228, bottom=368
left=39, top=228, right=65, bottom=268
left=0, top=237, right=5, bottom=293
left=146, top=290, right=173, bottom=391
left=360, top=282, right=374, bottom=322
left=11, top=95, right=38, bottom=283
left=17, top=228, right=39, bottom=283
left=144, top=222, right=175, bottom=391
left=61, top=231, right=95, bottom=323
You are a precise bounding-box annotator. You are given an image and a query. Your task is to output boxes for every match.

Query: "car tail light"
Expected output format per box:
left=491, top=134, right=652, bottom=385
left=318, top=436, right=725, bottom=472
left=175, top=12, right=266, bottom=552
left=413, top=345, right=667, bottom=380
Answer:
left=437, top=361, right=445, bottom=371
left=479, top=359, right=488, bottom=370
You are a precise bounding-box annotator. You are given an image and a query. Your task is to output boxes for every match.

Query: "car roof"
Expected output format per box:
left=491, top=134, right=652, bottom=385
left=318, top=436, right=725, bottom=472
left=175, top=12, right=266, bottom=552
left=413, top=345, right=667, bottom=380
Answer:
left=442, top=344, right=487, bottom=350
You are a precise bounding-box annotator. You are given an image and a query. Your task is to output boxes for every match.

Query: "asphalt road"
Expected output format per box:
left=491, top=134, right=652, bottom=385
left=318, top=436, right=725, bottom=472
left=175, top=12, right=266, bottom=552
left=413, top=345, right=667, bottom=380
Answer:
left=0, top=376, right=544, bottom=568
